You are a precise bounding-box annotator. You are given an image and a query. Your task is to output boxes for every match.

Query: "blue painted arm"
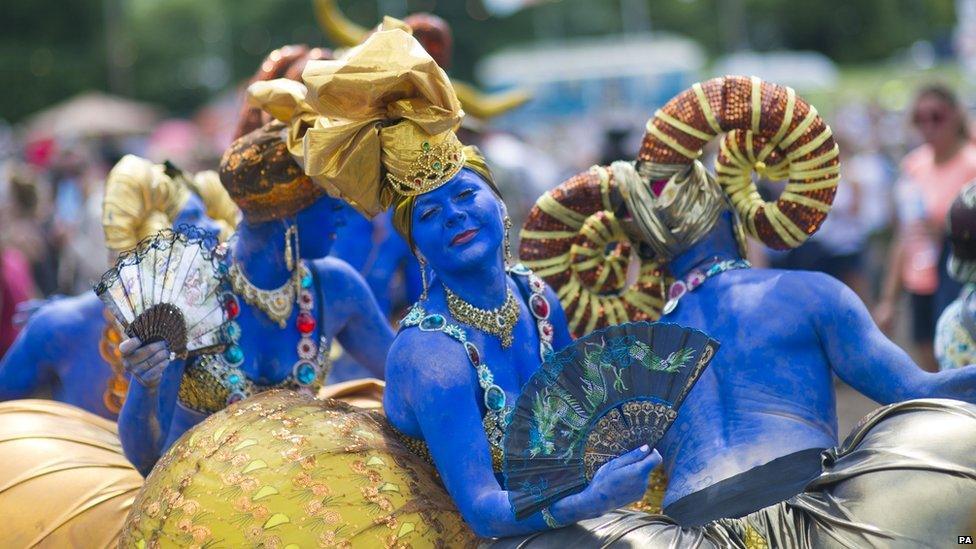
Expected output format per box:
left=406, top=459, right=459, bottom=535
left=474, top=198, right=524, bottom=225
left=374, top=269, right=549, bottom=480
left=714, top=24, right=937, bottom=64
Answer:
left=316, top=258, right=393, bottom=379
left=815, top=274, right=976, bottom=404
left=0, top=313, right=49, bottom=399
left=387, top=331, right=657, bottom=538
left=117, top=353, right=186, bottom=476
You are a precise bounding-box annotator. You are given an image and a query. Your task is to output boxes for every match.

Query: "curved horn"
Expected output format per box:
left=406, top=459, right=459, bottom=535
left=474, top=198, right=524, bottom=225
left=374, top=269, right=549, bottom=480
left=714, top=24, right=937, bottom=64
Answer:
left=638, top=75, right=839, bottom=250
left=313, top=0, right=369, bottom=48
left=454, top=80, right=532, bottom=120
left=519, top=167, right=666, bottom=337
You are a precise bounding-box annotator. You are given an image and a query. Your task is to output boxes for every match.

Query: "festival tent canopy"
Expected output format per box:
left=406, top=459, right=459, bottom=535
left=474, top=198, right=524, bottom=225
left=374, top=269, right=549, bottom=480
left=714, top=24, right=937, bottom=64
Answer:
left=21, top=92, right=162, bottom=141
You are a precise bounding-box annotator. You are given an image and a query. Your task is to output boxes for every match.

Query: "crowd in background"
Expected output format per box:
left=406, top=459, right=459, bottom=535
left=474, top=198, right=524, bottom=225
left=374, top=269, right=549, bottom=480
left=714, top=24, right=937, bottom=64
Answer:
left=1, top=76, right=975, bottom=371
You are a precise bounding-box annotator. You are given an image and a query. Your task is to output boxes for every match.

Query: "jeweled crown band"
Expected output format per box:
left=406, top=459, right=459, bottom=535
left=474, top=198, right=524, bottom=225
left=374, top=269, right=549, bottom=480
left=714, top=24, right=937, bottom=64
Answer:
left=385, top=133, right=465, bottom=198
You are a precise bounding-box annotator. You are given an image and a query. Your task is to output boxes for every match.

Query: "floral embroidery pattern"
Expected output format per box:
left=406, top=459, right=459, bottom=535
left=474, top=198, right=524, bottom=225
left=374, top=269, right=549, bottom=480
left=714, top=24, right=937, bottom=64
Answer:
left=123, top=390, right=475, bottom=548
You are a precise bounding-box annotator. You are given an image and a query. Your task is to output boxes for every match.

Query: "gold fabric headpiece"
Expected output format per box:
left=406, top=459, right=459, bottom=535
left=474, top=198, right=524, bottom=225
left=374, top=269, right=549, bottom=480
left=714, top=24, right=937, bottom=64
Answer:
left=102, top=155, right=190, bottom=252
left=182, top=170, right=241, bottom=242
left=299, top=27, right=464, bottom=217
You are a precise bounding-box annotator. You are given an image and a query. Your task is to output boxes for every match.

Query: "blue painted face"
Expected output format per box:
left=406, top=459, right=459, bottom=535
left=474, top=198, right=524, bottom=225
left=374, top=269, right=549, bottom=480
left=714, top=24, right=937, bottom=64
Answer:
left=296, top=194, right=348, bottom=259
left=172, top=193, right=222, bottom=241
left=410, top=168, right=504, bottom=273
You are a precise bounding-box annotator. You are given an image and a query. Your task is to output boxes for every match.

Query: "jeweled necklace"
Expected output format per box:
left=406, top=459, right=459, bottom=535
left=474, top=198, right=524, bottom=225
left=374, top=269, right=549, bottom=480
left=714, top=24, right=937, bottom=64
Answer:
left=209, top=262, right=330, bottom=407
left=444, top=284, right=521, bottom=348
left=401, top=264, right=554, bottom=463
left=662, top=256, right=751, bottom=315
left=228, top=262, right=305, bottom=328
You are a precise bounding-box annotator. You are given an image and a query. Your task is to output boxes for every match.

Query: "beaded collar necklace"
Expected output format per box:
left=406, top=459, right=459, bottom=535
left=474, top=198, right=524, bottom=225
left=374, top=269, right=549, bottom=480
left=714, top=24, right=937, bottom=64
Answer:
left=401, top=263, right=555, bottom=454
left=203, top=260, right=331, bottom=408
left=662, top=256, right=751, bottom=315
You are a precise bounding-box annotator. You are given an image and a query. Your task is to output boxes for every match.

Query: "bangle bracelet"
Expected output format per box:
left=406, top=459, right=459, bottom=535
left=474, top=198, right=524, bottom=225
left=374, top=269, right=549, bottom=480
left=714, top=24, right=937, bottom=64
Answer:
left=541, top=506, right=564, bottom=529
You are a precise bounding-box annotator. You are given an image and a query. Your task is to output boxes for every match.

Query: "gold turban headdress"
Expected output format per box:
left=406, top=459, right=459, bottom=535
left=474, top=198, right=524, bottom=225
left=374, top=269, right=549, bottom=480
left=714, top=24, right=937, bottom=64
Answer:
left=246, top=27, right=499, bottom=247
left=102, top=155, right=241, bottom=252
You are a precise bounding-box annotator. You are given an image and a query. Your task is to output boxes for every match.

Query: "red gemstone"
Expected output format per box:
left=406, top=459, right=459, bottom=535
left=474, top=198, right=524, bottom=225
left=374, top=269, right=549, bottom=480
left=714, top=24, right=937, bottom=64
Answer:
left=530, top=294, right=550, bottom=319
left=541, top=321, right=554, bottom=338
left=296, top=311, right=316, bottom=334
left=464, top=341, right=480, bottom=365
left=224, top=296, right=240, bottom=319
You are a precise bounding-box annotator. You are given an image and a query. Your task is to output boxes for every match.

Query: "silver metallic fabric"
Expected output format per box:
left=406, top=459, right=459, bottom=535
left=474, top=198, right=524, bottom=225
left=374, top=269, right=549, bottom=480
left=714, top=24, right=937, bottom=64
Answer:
left=485, top=399, right=976, bottom=548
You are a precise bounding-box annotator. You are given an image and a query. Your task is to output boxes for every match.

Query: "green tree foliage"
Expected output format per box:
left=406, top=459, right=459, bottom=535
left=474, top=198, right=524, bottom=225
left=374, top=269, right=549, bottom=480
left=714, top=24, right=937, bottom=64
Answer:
left=0, top=0, right=961, bottom=123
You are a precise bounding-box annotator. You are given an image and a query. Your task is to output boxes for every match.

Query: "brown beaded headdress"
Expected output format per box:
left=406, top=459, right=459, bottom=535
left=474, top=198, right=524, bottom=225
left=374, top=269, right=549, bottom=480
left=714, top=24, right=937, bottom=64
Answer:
left=219, top=120, right=326, bottom=223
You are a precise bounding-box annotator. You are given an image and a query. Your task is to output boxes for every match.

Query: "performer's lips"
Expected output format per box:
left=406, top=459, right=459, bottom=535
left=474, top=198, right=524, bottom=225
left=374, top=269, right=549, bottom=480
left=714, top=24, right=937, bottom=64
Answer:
left=451, top=228, right=478, bottom=246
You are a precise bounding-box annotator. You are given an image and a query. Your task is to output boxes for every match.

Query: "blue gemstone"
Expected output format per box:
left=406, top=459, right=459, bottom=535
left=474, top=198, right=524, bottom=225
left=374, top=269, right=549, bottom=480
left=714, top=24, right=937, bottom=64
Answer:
left=301, top=271, right=313, bottom=289
left=484, top=385, right=506, bottom=410
left=223, top=345, right=244, bottom=365
left=228, top=374, right=242, bottom=385
left=223, top=321, right=241, bottom=341
left=295, top=362, right=317, bottom=385
left=420, top=314, right=446, bottom=331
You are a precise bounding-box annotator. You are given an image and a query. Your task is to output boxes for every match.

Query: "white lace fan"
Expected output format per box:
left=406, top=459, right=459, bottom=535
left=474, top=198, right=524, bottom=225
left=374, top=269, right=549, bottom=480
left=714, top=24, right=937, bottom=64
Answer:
left=94, top=228, right=230, bottom=359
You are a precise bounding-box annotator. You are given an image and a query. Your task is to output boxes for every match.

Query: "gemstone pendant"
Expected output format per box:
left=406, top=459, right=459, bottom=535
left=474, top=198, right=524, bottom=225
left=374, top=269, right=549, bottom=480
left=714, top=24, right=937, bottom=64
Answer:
left=464, top=341, right=481, bottom=365
left=529, top=294, right=550, bottom=319
left=420, top=314, right=446, bottom=331
left=484, top=384, right=506, bottom=411
left=223, top=344, right=244, bottom=366
left=223, top=293, right=240, bottom=319
left=668, top=280, right=687, bottom=300
left=296, top=312, right=316, bottom=334
left=293, top=361, right=318, bottom=386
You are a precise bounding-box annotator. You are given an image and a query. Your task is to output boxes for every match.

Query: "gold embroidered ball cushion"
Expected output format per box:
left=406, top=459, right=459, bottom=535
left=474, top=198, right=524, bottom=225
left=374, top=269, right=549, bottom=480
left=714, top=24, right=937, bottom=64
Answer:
left=122, top=390, right=475, bottom=548
left=0, top=399, right=142, bottom=548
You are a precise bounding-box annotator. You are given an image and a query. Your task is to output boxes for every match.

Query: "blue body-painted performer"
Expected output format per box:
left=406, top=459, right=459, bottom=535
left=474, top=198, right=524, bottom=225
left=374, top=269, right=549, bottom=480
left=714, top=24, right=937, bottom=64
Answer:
left=263, top=29, right=662, bottom=539
left=332, top=209, right=422, bottom=317
left=517, top=76, right=976, bottom=546
left=0, top=156, right=235, bottom=419
left=117, top=121, right=393, bottom=476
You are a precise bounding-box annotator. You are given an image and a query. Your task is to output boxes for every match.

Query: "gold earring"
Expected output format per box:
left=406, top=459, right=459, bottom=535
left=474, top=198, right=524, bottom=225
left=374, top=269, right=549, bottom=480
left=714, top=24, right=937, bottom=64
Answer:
left=284, top=224, right=299, bottom=272
left=503, top=215, right=513, bottom=265
left=417, top=255, right=430, bottom=301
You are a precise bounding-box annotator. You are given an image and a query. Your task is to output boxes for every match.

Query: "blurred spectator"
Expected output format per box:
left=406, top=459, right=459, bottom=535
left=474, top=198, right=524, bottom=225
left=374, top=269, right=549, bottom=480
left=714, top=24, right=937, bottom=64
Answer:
left=934, top=180, right=976, bottom=371
left=0, top=164, right=55, bottom=294
left=0, top=239, right=37, bottom=358
left=768, top=138, right=875, bottom=302
left=875, top=84, right=976, bottom=372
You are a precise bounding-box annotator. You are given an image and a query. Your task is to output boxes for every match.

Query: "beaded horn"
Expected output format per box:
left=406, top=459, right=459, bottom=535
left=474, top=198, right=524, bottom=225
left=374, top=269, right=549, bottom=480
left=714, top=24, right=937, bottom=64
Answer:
left=518, top=76, right=840, bottom=336
left=639, top=75, right=840, bottom=250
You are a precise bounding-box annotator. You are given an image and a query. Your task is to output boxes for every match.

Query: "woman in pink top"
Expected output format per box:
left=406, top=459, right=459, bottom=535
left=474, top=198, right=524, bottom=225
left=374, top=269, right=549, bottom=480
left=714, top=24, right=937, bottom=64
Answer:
left=876, top=84, right=976, bottom=372
left=0, top=246, right=37, bottom=358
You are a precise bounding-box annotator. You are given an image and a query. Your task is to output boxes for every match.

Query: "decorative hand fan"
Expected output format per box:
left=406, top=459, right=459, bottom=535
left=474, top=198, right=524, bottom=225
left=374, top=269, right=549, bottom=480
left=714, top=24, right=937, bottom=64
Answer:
left=503, top=322, right=718, bottom=519
left=94, top=228, right=230, bottom=360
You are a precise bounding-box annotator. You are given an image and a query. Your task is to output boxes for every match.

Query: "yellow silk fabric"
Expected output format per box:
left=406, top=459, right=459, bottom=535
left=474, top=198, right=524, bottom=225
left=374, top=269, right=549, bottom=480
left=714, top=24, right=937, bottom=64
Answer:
left=102, top=154, right=190, bottom=252
left=123, top=390, right=475, bottom=548
left=0, top=400, right=142, bottom=548
left=300, top=28, right=463, bottom=217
